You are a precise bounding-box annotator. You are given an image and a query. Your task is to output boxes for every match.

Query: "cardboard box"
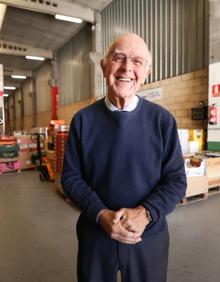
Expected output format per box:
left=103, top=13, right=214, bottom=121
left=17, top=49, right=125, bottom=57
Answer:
left=18, top=151, right=34, bottom=169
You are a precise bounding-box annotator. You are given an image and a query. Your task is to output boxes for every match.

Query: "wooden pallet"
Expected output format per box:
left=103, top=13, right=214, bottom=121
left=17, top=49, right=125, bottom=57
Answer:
left=179, top=192, right=208, bottom=205
left=208, top=186, right=220, bottom=196
left=20, top=165, right=36, bottom=171
left=0, top=169, right=21, bottom=175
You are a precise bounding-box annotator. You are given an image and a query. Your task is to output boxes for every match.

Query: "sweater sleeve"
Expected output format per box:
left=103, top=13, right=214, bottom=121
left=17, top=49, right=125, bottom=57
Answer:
left=60, top=115, right=107, bottom=223
left=141, top=116, right=187, bottom=223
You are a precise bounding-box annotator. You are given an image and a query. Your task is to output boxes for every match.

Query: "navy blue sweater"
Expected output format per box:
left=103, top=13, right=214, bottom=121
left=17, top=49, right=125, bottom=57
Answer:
left=61, top=97, right=186, bottom=235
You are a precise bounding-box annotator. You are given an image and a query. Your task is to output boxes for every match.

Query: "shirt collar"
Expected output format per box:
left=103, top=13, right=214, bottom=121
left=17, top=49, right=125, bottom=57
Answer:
left=104, top=95, right=139, bottom=112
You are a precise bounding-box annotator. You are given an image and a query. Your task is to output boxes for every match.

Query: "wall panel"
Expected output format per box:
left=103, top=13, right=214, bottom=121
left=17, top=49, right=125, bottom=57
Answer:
left=8, top=96, right=14, bottom=130
left=58, top=25, right=92, bottom=106
left=36, top=62, right=52, bottom=112
left=13, top=90, right=19, bottom=120
left=101, top=0, right=208, bottom=83
left=15, top=90, right=21, bottom=120
left=23, top=79, right=33, bottom=117
left=140, top=68, right=208, bottom=129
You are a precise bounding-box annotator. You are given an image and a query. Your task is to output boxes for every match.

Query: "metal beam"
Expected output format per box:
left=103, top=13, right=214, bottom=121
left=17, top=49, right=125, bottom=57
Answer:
left=1, top=0, right=94, bottom=23
left=12, top=93, right=16, bottom=130
left=3, top=67, right=32, bottom=77
left=0, top=39, right=53, bottom=58
left=20, top=85, right=24, bottom=131
left=32, top=75, right=37, bottom=127
left=3, top=81, right=21, bottom=88
left=0, top=64, right=5, bottom=135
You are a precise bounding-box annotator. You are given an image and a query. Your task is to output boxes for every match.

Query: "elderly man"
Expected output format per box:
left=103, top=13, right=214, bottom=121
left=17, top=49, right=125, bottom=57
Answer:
left=61, top=33, right=186, bottom=282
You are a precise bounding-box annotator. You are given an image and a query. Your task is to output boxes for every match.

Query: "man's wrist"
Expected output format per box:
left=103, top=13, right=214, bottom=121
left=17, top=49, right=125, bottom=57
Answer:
left=137, top=205, right=152, bottom=223
left=145, top=209, right=152, bottom=223
left=96, top=208, right=108, bottom=224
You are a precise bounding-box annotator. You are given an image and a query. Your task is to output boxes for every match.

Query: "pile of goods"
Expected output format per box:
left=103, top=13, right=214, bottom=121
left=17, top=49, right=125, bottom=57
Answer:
left=0, top=136, right=20, bottom=173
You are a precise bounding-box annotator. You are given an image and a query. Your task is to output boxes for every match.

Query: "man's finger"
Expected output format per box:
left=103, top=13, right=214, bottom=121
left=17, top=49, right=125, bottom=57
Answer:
left=111, top=234, right=142, bottom=244
left=121, top=220, right=133, bottom=229
left=112, top=224, right=140, bottom=240
left=112, top=208, right=126, bottom=224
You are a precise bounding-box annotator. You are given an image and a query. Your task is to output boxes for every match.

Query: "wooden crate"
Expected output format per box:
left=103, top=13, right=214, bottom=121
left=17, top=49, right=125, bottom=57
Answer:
left=186, top=176, right=208, bottom=197
left=179, top=176, right=208, bottom=205
left=206, top=157, right=220, bottom=188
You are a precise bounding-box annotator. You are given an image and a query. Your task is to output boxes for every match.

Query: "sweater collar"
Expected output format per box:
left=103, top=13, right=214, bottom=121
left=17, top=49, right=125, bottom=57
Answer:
left=104, top=95, right=139, bottom=112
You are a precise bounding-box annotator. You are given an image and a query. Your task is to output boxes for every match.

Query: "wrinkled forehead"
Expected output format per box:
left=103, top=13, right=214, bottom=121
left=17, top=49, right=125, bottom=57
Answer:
left=106, top=37, right=151, bottom=60
left=113, top=48, right=146, bottom=58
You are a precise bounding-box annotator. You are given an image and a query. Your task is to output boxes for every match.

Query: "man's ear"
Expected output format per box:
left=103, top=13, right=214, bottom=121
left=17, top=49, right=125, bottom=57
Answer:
left=100, top=59, right=106, bottom=78
left=142, top=66, right=151, bottom=84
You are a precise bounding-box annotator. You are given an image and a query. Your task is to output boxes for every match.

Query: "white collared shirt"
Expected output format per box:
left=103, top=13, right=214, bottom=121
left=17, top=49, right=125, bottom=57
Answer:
left=104, top=95, right=139, bottom=112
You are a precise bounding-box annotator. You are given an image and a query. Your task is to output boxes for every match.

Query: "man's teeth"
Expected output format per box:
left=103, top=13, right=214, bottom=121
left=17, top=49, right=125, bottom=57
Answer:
left=118, top=77, right=132, bottom=82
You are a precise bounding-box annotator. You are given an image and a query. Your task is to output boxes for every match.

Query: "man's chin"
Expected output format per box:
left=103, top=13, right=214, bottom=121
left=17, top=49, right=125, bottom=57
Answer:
left=113, top=92, right=136, bottom=100
left=110, top=87, right=137, bottom=99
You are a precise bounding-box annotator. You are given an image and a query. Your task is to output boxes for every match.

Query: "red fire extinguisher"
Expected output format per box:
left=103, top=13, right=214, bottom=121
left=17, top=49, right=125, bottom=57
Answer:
left=209, top=103, right=217, bottom=125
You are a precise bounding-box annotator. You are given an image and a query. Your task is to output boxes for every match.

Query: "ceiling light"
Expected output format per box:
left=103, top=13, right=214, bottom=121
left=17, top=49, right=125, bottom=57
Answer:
left=4, top=86, right=16, bottom=90
left=3, top=93, right=9, bottom=97
left=11, top=75, right=27, bottom=79
left=25, top=56, right=45, bottom=61
left=55, top=14, right=83, bottom=24
left=0, top=3, right=7, bottom=30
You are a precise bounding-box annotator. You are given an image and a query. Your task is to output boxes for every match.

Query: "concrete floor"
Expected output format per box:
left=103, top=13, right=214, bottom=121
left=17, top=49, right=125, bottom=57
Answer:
left=0, top=170, right=220, bottom=282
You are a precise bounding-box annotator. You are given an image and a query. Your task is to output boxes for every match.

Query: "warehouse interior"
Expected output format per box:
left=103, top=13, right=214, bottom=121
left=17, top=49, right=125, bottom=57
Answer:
left=0, top=0, right=220, bottom=281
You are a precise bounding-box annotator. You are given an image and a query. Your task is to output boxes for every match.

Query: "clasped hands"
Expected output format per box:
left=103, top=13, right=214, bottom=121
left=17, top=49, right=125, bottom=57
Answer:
left=98, top=206, right=150, bottom=244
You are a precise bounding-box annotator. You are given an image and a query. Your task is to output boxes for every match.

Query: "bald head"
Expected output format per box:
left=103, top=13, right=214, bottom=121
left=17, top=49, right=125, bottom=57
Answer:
left=105, top=33, right=152, bottom=65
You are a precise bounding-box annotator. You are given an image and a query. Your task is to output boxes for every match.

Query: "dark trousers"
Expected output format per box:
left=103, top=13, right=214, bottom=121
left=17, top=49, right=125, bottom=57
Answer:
left=76, top=216, right=169, bottom=282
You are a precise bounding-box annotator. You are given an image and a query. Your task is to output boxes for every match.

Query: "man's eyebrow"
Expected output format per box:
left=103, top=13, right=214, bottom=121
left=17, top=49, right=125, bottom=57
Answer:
left=112, top=50, right=126, bottom=55
left=112, top=51, right=145, bottom=59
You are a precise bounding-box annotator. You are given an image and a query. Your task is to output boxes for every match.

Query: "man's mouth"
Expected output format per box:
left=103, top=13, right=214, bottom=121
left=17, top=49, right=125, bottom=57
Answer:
left=117, top=77, right=133, bottom=82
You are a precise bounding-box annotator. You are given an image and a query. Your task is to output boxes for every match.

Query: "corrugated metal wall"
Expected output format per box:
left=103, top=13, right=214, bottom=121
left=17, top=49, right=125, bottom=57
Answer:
left=8, top=96, right=14, bottom=129
left=15, top=91, right=21, bottom=119
left=36, top=62, right=52, bottom=112
left=58, top=24, right=92, bottom=106
left=101, top=0, right=209, bottom=83
left=209, top=1, right=220, bottom=63
left=23, top=79, right=33, bottom=117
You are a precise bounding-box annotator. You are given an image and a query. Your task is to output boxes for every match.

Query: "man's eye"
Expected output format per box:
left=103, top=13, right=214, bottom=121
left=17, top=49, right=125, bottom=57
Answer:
left=132, top=59, right=143, bottom=66
left=114, top=56, right=124, bottom=62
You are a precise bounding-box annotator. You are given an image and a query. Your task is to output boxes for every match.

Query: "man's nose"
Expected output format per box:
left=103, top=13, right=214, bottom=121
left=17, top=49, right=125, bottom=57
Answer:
left=122, top=58, right=132, bottom=71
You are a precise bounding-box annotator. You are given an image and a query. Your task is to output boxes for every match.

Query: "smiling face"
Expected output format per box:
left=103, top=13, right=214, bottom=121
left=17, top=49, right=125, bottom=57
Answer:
left=101, top=34, right=151, bottom=108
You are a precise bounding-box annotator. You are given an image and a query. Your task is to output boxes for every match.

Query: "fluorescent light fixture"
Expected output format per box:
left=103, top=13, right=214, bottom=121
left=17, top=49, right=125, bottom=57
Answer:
left=0, top=3, right=7, bottom=30
left=3, top=93, right=9, bottom=97
left=4, top=86, right=16, bottom=90
left=11, top=75, right=27, bottom=79
left=25, top=56, right=45, bottom=61
left=55, top=14, right=83, bottom=24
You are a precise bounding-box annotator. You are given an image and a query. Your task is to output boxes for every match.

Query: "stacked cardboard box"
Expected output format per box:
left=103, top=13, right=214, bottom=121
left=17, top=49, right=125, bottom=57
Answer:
left=54, top=125, right=69, bottom=195
left=16, top=135, right=37, bottom=170
left=0, top=136, right=20, bottom=173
